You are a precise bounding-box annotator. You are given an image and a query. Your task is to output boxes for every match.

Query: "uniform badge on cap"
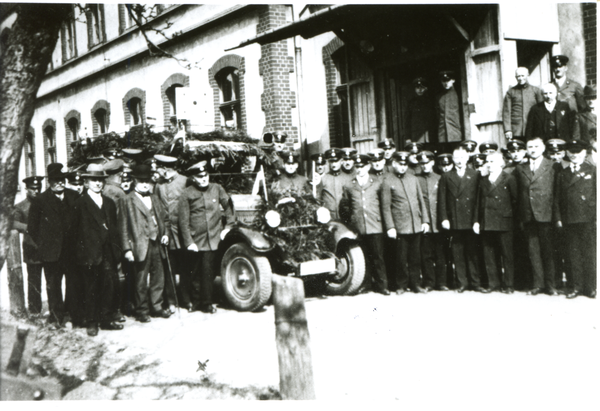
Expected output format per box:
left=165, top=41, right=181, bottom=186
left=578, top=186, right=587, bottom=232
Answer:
left=459, top=140, right=477, bottom=153
left=392, top=151, right=410, bottom=164
left=325, top=148, right=343, bottom=161
left=436, top=153, right=453, bottom=166
left=310, top=153, right=326, bottom=166
left=418, top=151, right=435, bottom=163
left=341, top=147, right=357, bottom=159
left=368, top=149, right=385, bottom=162
left=506, top=139, right=525, bottom=151
left=378, top=139, right=396, bottom=150
left=478, top=142, right=498, bottom=153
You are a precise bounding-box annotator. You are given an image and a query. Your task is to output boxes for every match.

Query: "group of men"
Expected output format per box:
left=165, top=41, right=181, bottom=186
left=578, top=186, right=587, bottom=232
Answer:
left=18, top=152, right=234, bottom=337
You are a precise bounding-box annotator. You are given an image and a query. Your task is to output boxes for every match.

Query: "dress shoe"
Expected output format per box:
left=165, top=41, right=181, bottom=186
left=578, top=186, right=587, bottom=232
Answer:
left=151, top=309, right=171, bottom=318
left=168, top=305, right=177, bottom=314
left=396, top=289, right=407, bottom=295
left=487, top=286, right=500, bottom=293
left=112, top=311, right=126, bottom=322
left=546, top=288, right=559, bottom=296
left=137, top=314, right=151, bottom=323
left=185, top=304, right=194, bottom=313
left=86, top=325, right=99, bottom=337
left=501, top=288, right=514, bottom=294
left=528, top=288, right=543, bottom=296
left=456, top=286, right=467, bottom=293
left=100, top=321, right=124, bottom=331
left=589, top=290, right=597, bottom=299
left=412, top=286, right=427, bottom=293
left=376, top=289, right=391, bottom=296
left=200, top=305, right=217, bottom=314
left=424, top=286, right=433, bottom=292
left=474, top=286, right=491, bottom=293
left=436, top=286, right=450, bottom=291
left=566, top=290, right=580, bottom=299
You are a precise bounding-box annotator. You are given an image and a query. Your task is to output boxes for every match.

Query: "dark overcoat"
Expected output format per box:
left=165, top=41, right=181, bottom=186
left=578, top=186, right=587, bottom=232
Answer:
left=553, top=162, right=596, bottom=224
left=156, top=172, right=188, bottom=249
left=437, top=168, right=479, bottom=230
left=27, top=189, right=78, bottom=263
left=514, top=158, right=557, bottom=223
left=525, top=101, right=579, bottom=142
left=436, top=87, right=462, bottom=142
left=474, top=172, right=518, bottom=231
left=417, top=171, right=441, bottom=233
left=339, top=177, right=387, bottom=235
left=319, top=172, right=346, bottom=220
left=381, top=173, right=429, bottom=235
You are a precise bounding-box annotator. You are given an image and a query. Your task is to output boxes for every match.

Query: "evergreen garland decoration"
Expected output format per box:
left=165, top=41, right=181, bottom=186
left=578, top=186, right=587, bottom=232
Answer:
left=251, top=188, right=337, bottom=271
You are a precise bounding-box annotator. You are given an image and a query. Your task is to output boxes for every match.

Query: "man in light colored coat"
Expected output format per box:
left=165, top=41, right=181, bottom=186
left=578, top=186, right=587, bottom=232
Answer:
left=503, top=67, right=544, bottom=142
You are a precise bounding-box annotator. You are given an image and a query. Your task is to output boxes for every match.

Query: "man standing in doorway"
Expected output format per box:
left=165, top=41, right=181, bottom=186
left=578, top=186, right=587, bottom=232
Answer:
left=436, top=70, right=462, bottom=143
left=503, top=67, right=544, bottom=142
left=551, top=54, right=585, bottom=113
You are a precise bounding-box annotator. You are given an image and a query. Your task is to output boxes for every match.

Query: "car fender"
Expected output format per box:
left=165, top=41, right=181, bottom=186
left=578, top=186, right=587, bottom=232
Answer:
left=327, top=220, right=359, bottom=252
left=221, top=226, right=274, bottom=254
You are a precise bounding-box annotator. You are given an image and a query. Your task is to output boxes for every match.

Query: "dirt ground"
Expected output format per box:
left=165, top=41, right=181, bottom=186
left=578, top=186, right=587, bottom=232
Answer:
left=1, top=288, right=599, bottom=406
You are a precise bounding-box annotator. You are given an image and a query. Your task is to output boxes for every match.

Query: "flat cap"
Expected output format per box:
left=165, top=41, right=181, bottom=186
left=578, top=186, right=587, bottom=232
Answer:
left=280, top=151, right=300, bottom=164
left=417, top=151, right=435, bottom=163
left=404, top=141, right=422, bottom=154
left=187, top=162, right=208, bottom=176
left=67, top=172, right=84, bottom=185
left=471, top=153, right=487, bottom=168
left=412, top=77, right=427, bottom=87
left=263, top=132, right=288, bottom=144
left=102, top=148, right=122, bottom=158
left=121, top=171, right=132, bottom=182
left=103, top=159, right=125, bottom=174
left=440, top=70, right=455, bottom=81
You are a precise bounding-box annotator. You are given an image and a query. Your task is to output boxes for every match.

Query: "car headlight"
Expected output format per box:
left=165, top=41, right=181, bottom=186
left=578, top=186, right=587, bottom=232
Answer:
left=316, top=207, right=331, bottom=224
left=265, top=210, right=281, bottom=228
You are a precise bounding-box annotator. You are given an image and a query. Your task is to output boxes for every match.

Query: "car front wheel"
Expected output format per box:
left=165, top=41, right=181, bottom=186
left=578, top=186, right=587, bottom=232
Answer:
left=221, top=243, right=272, bottom=311
left=326, top=243, right=366, bottom=296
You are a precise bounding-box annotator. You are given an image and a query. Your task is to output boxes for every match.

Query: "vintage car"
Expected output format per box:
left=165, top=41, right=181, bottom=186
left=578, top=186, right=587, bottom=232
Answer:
left=185, top=140, right=366, bottom=312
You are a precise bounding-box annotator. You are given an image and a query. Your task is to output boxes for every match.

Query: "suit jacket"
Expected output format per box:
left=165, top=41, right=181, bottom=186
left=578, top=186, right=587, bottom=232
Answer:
left=119, top=191, right=169, bottom=261
left=553, top=162, right=596, bottom=224
left=381, top=173, right=429, bottom=235
left=156, top=172, right=188, bottom=249
left=578, top=110, right=597, bottom=143
left=436, top=87, right=462, bottom=142
left=339, top=176, right=386, bottom=235
left=417, top=171, right=441, bottom=233
left=319, top=172, right=347, bottom=220
left=514, top=158, right=557, bottom=223
left=474, top=172, right=517, bottom=231
left=525, top=101, right=579, bottom=142
left=13, top=197, right=40, bottom=264
left=72, top=191, right=120, bottom=267
left=178, top=182, right=235, bottom=251
left=553, top=78, right=585, bottom=113
left=27, top=189, right=78, bottom=263
left=437, top=168, right=479, bottom=230
left=502, top=83, right=544, bottom=136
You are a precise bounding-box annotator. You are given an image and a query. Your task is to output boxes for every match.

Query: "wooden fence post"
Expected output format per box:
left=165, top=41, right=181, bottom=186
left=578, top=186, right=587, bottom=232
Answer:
left=272, top=274, right=316, bottom=400
left=7, top=230, right=26, bottom=317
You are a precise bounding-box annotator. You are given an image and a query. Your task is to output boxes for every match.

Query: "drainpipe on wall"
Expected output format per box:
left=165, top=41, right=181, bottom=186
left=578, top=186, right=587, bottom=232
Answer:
left=290, top=5, right=308, bottom=175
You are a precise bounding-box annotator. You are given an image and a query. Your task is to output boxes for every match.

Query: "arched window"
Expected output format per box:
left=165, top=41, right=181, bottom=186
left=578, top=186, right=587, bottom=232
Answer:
left=43, top=119, right=57, bottom=167
left=161, top=73, right=190, bottom=128
left=24, top=127, right=36, bottom=177
left=91, top=100, right=110, bottom=136
left=64, top=110, right=81, bottom=160
left=123, top=88, right=146, bottom=127
left=209, top=54, right=246, bottom=131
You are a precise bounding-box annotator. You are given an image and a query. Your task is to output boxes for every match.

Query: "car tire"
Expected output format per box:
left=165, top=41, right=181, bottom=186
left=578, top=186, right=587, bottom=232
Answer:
left=326, top=243, right=366, bottom=296
left=221, top=243, right=272, bottom=311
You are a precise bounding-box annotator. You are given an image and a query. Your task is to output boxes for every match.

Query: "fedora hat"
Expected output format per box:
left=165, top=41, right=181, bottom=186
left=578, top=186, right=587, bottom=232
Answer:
left=82, top=163, right=108, bottom=178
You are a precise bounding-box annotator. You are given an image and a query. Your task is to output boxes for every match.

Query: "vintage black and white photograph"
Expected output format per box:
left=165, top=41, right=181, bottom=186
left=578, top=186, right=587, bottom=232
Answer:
left=0, top=1, right=597, bottom=406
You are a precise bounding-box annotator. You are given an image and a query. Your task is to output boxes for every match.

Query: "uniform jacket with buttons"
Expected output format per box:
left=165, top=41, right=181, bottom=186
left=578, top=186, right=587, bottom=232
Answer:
left=553, top=78, right=585, bottom=113
left=417, top=171, right=441, bottom=233
left=319, top=172, right=346, bottom=220
left=381, top=172, right=429, bottom=235
left=178, top=182, right=235, bottom=251
left=72, top=191, right=120, bottom=267
left=502, top=83, right=544, bottom=136
left=437, top=167, right=479, bottom=230
left=474, top=172, right=518, bottom=231
left=118, top=191, right=169, bottom=261
left=13, top=197, right=40, bottom=264
left=514, top=158, right=557, bottom=223
left=27, top=188, right=78, bottom=263
left=156, top=172, right=188, bottom=249
left=339, top=177, right=387, bottom=235
left=553, top=162, right=596, bottom=224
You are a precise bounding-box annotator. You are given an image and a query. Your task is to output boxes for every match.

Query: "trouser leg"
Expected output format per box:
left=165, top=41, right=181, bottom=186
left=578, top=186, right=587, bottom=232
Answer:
left=178, top=250, right=193, bottom=307
left=482, top=232, right=500, bottom=290
left=83, top=265, right=101, bottom=325
left=406, top=233, right=422, bottom=289
left=525, top=222, right=544, bottom=289
left=134, top=253, right=152, bottom=317
left=395, top=236, right=409, bottom=290
left=538, top=223, right=556, bottom=290
left=99, top=258, right=115, bottom=323
left=42, top=262, right=65, bottom=323
left=363, top=234, right=387, bottom=292
left=421, top=233, right=436, bottom=288
left=199, top=251, right=217, bottom=306
left=27, top=263, right=43, bottom=314
left=383, top=237, right=397, bottom=291
left=162, top=248, right=178, bottom=307
left=465, top=231, right=481, bottom=288
left=147, top=240, right=165, bottom=313
left=499, top=230, right=514, bottom=288
left=450, top=231, right=468, bottom=288
left=432, top=233, right=447, bottom=288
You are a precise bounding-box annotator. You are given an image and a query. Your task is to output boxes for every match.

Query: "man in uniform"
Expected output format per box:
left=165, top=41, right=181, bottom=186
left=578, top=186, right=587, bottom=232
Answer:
left=479, top=142, right=498, bottom=155
left=407, top=77, right=435, bottom=143
left=340, top=147, right=357, bottom=183
left=404, top=141, right=422, bottom=175
left=514, top=137, right=558, bottom=295
left=382, top=151, right=430, bottom=294
left=503, top=67, right=544, bottom=142
left=579, top=85, right=596, bottom=143
left=417, top=151, right=448, bottom=291
left=102, top=159, right=127, bottom=203
left=438, top=148, right=485, bottom=292
left=554, top=140, right=596, bottom=299
left=437, top=153, right=454, bottom=174
left=121, top=170, right=133, bottom=194
left=503, top=139, right=528, bottom=174
left=28, top=163, right=79, bottom=326
left=154, top=154, right=188, bottom=313
left=319, top=148, right=345, bottom=220
left=437, top=70, right=462, bottom=142
left=263, top=132, right=287, bottom=173
left=72, top=164, right=123, bottom=336
left=546, top=139, right=568, bottom=166
left=311, top=153, right=327, bottom=177
left=66, top=171, right=84, bottom=196
left=473, top=152, right=518, bottom=293
left=378, top=139, right=396, bottom=172
left=471, top=153, right=488, bottom=175
left=339, top=154, right=389, bottom=295
left=272, top=152, right=311, bottom=195
left=13, top=176, right=44, bottom=315
left=551, top=55, right=585, bottom=113
left=368, top=149, right=389, bottom=183
left=178, top=163, right=235, bottom=312
left=119, top=164, right=171, bottom=322
left=526, top=83, right=579, bottom=142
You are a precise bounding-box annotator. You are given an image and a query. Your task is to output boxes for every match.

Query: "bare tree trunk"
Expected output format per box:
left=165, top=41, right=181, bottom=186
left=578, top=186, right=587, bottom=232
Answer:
left=0, top=4, right=71, bottom=272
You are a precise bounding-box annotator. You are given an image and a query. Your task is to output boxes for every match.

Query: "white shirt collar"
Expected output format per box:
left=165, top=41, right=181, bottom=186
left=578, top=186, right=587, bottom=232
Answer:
left=88, top=189, right=103, bottom=208
left=544, top=100, right=557, bottom=112
left=356, top=174, right=369, bottom=186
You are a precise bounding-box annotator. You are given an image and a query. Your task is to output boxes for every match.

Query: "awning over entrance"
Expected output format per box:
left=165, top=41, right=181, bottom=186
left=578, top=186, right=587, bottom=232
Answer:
left=226, top=4, right=495, bottom=68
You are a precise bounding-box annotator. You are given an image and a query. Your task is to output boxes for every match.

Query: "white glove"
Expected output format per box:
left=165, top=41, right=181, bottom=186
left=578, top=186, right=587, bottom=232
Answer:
left=473, top=222, right=480, bottom=235
left=161, top=235, right=169, bottom=246
left=187, top=243, right=199, bottom=252
left=387, top=228, right=397, bottom=239
left=441, top=220, right=450, bottom=230
left=124, top=251, right=134, bottom=262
